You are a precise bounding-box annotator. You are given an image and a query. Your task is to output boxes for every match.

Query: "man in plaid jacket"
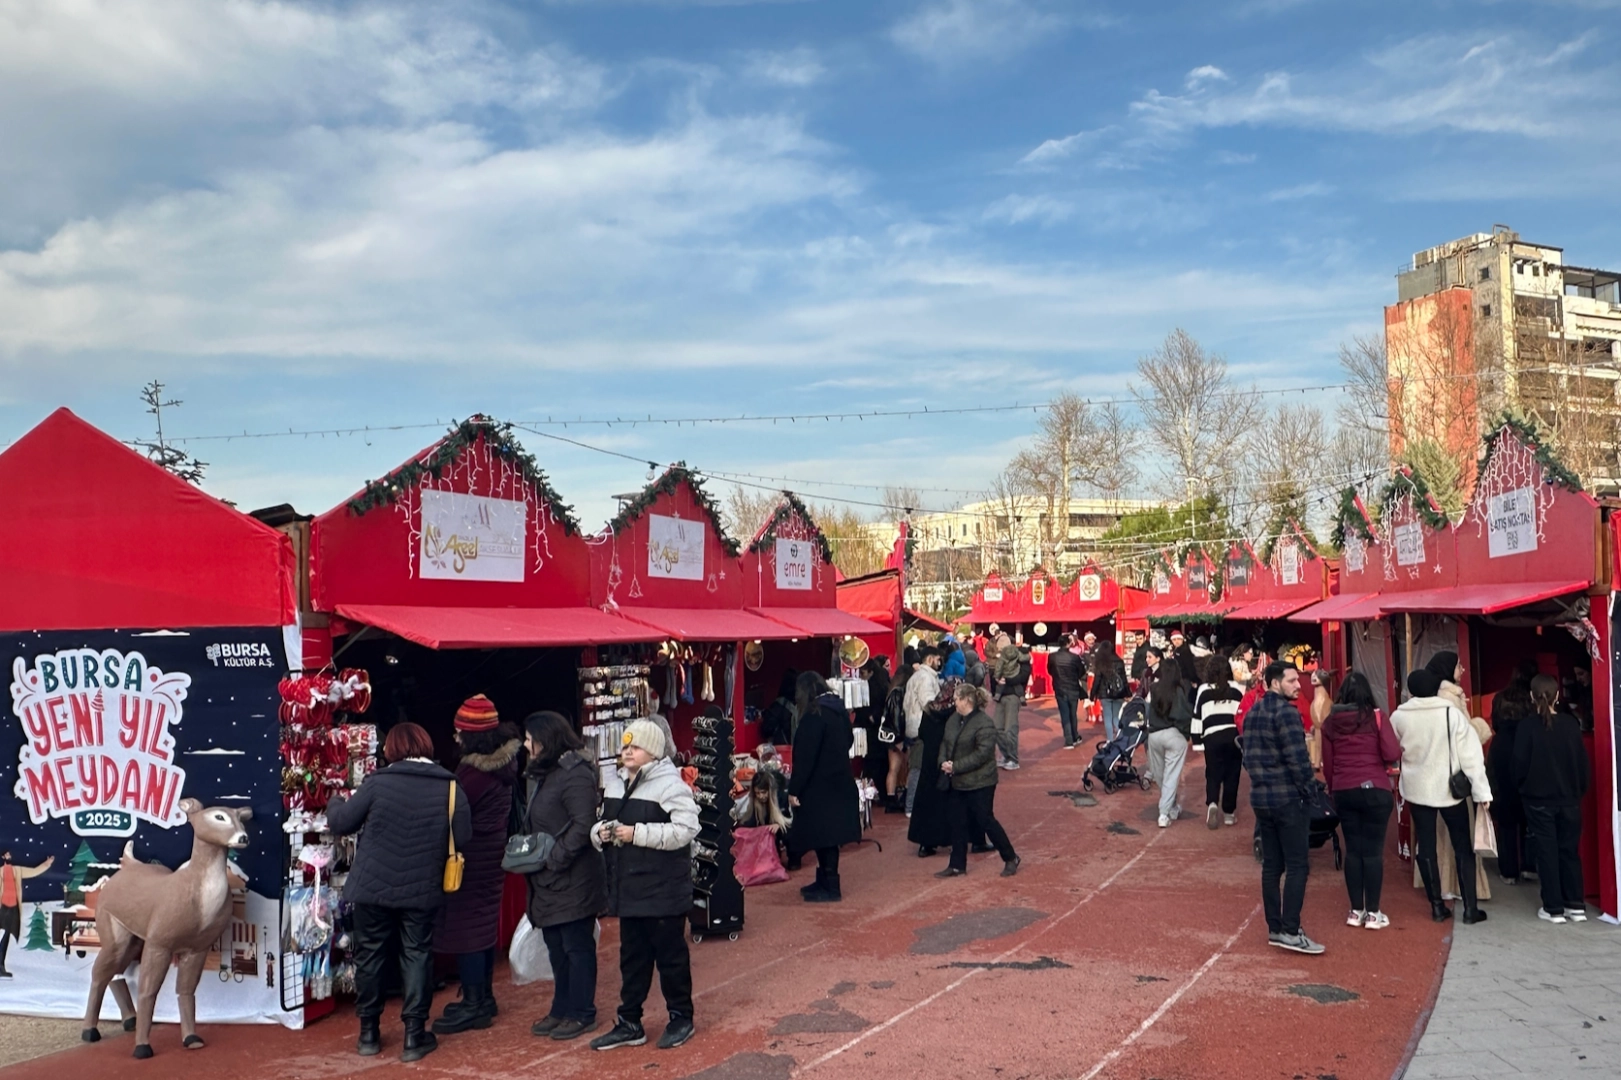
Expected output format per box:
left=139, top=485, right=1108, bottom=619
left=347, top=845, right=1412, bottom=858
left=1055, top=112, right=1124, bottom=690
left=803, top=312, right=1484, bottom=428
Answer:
left=1243, top=661, right=1324, bottom=956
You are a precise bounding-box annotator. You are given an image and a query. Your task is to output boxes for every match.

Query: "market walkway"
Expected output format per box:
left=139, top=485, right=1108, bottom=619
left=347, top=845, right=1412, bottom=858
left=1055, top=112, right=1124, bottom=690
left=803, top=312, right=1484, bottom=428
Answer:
left=1402, top=865, right=1621, bottom=1079
left=4, top=703, right=1452, bottom=1080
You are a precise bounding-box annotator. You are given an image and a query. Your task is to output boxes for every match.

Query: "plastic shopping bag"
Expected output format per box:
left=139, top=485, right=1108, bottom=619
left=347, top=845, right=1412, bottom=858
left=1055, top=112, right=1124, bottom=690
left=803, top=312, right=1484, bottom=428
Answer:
left=509, top=915, right=602, bottom=985
left=1473, top=805, right=1498, bottom=858
left=731, top=825, right=789, bottom=887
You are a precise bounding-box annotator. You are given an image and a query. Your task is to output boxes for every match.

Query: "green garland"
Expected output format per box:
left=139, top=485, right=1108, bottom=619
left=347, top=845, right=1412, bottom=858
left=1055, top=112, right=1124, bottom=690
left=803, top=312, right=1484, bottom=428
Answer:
left=608, top=463, right=741, bottom=555
left=749, top=491, right=835, bottom=563
left=1329, top=486, right=1376, bottom=549
left=1478, top=409, right=1585, bottom=494
left=1378, top=468, right=1452, bottom=532
left=1149, top=611, right=1227, bottom=628
left=346, top=415, right=579, bottom=533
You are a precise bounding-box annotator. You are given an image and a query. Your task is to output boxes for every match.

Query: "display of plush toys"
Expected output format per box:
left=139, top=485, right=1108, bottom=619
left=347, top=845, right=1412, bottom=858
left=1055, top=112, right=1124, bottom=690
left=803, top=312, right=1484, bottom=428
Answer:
left=279, top=670, right=373, bottom=811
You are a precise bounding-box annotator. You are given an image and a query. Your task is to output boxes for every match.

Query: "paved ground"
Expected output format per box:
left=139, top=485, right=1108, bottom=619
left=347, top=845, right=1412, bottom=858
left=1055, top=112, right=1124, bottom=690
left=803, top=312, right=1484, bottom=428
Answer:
left=0, top=1017, right=82, bottom=1071
left=1403, top=862, right=1621, bottom=1079
left=0, top=702, right=1453, bottom=1080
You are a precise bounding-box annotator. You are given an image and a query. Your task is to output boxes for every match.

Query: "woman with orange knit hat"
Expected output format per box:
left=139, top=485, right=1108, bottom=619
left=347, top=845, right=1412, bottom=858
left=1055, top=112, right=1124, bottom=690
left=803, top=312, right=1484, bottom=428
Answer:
left=433, top=695, right=521, bottom=1036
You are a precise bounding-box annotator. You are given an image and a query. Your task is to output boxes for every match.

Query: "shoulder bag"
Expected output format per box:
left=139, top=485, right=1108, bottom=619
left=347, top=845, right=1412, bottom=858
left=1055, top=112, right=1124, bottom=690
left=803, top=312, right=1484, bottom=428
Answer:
left=502, top=776, right=559, bottom=874
left=1445, top=709, right=1471, bottom=801
left=443, top=781, right=465, bottom=893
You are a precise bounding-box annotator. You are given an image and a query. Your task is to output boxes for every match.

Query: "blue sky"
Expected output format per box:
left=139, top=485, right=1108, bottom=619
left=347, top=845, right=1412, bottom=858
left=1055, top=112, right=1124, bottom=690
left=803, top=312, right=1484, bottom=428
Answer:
left=1, top=0, right=1617, bottom=525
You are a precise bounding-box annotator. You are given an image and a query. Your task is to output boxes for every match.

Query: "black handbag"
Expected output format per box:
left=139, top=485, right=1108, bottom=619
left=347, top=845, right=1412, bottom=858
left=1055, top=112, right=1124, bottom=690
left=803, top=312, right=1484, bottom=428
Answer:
left=1445, top=709, right=1472, bottom=801
left=501, top=776, right=559, bottom=874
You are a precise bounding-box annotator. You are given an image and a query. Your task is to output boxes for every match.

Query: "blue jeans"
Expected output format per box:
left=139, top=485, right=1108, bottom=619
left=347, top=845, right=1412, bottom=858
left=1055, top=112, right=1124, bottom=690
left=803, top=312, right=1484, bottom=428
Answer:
left=1056, top=694, right=1080, bottom=746
left=1101, top=698, right=1123, bottom=744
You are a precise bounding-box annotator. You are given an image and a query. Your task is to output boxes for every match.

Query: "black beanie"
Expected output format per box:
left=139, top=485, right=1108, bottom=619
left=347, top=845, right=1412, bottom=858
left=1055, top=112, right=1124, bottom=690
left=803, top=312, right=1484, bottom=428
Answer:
left=1407, top=668, right=1443, bottom=699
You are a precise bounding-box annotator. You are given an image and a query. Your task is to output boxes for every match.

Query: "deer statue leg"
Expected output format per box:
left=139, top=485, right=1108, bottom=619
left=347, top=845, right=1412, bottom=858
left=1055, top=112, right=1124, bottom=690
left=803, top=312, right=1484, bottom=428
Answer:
left=175, top=950, right=209, bottom=1049
left=111, top=974, right=138, bottom=1033
left=130, top=944, right=173, bottom=1059
left=82, top=919, right=139, bottom=1042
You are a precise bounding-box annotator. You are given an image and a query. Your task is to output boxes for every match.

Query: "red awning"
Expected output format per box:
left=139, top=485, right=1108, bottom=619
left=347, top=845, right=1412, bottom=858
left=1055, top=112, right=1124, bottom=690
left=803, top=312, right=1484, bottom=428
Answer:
left=1063, top=602, right=1120, bottom=624
left=904, top=608, right=952, bottom=633
left=1226, top=597, right=1318, bottom=621
left=1138, top=597, right=1183, bottom=619
left=1377, top=581, right=1590, bottom=616
left=614, top=606, right=802, bottom=641
left=335, top=604, right=659, bottom=649
left=749, top=607, right=891, bottom=638
left=1289, top=593, right=1384, bottom=623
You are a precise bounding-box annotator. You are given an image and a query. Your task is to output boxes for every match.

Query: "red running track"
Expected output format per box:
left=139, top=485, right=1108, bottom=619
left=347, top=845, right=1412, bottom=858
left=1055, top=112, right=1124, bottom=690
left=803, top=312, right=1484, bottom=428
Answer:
left=9, top=701, right=1450, bottom=1080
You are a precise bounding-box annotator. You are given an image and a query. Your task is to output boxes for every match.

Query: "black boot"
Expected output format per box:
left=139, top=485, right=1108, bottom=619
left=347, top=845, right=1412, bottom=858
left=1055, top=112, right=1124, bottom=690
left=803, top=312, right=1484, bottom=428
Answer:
left=401, top=1022, right=438, bottom=1063
left=884, top=793, right=905, bottom=814
left=800, top=868, right=826, bottom=899
left=1417, top=852, right=1452, bottom=922
left=357, top=1018, right=381, bottom=1057
left=433, top=981, right=493, bottom=1034
left=805, top=872, right=842, bottom=903
left=1459, top=871, right=1488, bottom=924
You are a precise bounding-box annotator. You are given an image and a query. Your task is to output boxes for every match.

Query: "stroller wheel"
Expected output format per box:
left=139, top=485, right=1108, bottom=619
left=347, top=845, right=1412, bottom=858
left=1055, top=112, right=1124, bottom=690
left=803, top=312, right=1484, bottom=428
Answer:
left=1082, top=775, right=1093, bottom=791
left=1138, top=775, right=1152, bottom=792
left=1103, top=781, right=1116, bottom=794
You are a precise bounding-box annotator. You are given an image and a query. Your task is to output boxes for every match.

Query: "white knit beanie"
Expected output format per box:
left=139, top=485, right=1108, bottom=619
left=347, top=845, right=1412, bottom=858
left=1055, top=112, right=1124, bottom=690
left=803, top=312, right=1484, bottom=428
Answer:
left=622, top=718, right=666, bottom=759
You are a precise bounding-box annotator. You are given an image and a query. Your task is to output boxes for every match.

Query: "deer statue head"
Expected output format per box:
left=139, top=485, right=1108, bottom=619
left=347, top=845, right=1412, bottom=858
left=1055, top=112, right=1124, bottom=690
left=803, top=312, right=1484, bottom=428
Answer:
left=179, top=799, right=252, bottom=849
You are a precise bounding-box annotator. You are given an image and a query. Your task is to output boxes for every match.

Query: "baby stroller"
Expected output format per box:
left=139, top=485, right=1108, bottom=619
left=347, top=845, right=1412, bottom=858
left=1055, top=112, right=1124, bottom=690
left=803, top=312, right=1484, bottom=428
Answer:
left=1081, top=706, right=1151, bottom=794
left=1251, top=780, right=1343, bottom=870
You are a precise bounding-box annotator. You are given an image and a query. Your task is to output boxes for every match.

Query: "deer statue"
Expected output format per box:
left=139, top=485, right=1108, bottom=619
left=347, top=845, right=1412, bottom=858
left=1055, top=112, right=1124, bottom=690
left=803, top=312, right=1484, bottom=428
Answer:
left=80, top=799, right=253, bottom=1059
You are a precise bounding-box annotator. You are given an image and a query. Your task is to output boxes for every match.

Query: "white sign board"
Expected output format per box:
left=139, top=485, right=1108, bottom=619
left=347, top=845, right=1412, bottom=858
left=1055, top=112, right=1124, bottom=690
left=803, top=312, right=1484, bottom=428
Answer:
left=1077, top=574, right=1102, bottom=602
left=648, top=514, right=705, bottom=580
left=1487, top=486, right=1538, bottom=558
left=420, top=491, right=526, bottom=582
left=1031, top=579, right=1047, bottom=605
left=1344, top=533, right=1366, bottom=574
left=1279, top=542, right=1301, bottom=586
left=776, top=539, right=813, bottom=591
left=982, top=587, right=1003, bottom=603
left=1394, top=521, right=1425, bottom=567
left=1153, top=571, right=1171, bottom=595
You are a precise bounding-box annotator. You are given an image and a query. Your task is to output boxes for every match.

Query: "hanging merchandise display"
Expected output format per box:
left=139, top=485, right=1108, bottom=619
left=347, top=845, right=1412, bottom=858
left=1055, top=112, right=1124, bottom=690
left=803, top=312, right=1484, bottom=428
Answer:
left=689, top=710, right=743, bottom=944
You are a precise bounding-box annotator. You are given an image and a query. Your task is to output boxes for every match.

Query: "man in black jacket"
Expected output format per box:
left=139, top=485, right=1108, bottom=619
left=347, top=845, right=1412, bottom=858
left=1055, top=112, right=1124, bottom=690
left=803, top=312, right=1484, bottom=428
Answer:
left=1049, top=636, right=1085, bottom=750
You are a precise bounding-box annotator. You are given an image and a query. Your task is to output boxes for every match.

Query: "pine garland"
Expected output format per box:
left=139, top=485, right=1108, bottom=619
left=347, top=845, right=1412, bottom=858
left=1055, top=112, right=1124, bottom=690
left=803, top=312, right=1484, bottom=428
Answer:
left=1378, top=468, right=1451, bottom=531
left=1149, top=611, right=1227, bottom=628
left=1478, top=409, right=1585, bottom=494
left=749, top=491, right=835, bottom=563
left=608, top=463, right=742, bottom=555
left=346, top=415, right=579, bottom=533
left=1329, top=486, right=1375, bottom=549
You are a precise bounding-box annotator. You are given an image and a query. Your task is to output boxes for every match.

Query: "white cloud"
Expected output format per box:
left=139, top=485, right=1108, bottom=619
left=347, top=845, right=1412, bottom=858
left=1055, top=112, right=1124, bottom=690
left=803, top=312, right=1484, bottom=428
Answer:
left=983, top=193, right=1075, bottom=226
left=1185, top=65, right=1229, bottom=88
left=1020, top=128, right=1111, bottom=166
left=742, top=47, right=825, bottom=86
left=1265, top=182, right=1334, bottom=201
left=890, top=0, right=1067, bottom=64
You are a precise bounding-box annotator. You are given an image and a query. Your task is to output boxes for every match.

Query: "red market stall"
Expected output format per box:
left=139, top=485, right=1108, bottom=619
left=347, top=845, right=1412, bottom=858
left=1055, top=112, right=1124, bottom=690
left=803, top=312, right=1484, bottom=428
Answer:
left=1222, top=524, right=1330, bottom=659
left=835, top=568, right=949, bottom=677
left=1140, top=548, right=1234, bottom=629
left=1292, top=493, right=1392, bottom=710
left=737, top=494, right=889, bottom=753
left=0, top=408, right=298, bottom=1027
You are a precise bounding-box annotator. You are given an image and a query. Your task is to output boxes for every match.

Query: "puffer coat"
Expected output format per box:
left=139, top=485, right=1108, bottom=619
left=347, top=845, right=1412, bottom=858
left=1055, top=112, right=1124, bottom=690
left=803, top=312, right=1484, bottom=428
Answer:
left=436, top=740, right=520, bottom=954
left=328, top=759, right=471, bottom=910
left=523, top=749, right=608, bottom=929
left=939, top=708, right=998, bottom=791
left=786, top=694, right=861, bottom=854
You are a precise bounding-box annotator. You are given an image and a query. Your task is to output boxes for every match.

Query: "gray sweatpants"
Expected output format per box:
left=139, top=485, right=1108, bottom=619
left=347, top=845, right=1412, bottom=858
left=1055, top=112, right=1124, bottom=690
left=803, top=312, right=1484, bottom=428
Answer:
left=1146, top=728, right=1189, bottom=820
left=993, top=694, right=1022, bottom=765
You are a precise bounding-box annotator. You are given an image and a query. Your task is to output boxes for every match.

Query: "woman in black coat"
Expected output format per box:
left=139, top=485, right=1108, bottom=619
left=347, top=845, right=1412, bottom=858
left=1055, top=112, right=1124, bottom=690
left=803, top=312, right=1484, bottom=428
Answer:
left=908, top=678, right=959, bottom=856
left=327, top=722, right=471, bottom=1063
left=788, top=672, right=861, bottom=903
left=432, top=697, right=521, bottom=1036
left=520, top=711, right=608, bottom=1041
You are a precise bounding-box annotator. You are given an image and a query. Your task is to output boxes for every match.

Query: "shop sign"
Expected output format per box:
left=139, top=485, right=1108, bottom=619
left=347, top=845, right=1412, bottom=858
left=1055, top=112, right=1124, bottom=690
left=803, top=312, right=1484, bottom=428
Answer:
left=1279, top=542, right=1301, bottom=586
left=1187, top=563, right=1207, bottom=592
left=10, top=650, right=189, bottom=838
left=1030, top=579, right=1047, bottom=605
left=982, top=587, right=1003, bottom=603
left=1486, top=486, right=1538, bottom=558
left=1226, top=559, right=1249, bottom=588
left=648, top=514, right=705, bottom=581
left=1344, top=533, right=1366, bottom=574
left=1153, top=571, right=1170, bottom=595
left=420, top=491, right=525, bottom=582
left=775, top=538, right=813, bottom=591
left=1394, top=522, right=1424, bottom=567
left=1077, top=574, right=1102, bottom=602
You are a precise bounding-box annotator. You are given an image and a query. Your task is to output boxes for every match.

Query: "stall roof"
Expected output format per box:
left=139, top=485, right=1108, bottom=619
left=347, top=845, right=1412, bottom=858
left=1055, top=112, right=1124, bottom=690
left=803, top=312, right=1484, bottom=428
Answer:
left=0, top=408, right=297, bottom=630
left=1376, top=581, right=1589, bottom=616
left=837, top=568, right=902, bottom=626
left=905, top=608, right=952, bottom=634
left=1226, top=597, right=1318, bottom=621
left=749, top=607, right=891, bottom=638
left=336, top=604, right=657, bottom=648
left=1289, top=592, right=1384, bottom=623
left=615, top=606, right=801, bottom=642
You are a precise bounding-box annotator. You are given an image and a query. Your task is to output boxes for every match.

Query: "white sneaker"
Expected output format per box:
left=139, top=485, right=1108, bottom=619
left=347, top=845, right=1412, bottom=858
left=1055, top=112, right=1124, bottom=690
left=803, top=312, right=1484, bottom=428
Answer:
left=1158, top=814, right=1171, bottom=828
left=1538, top=908, right=1567, bottom=924
left=1206, top=804, right=1221, bottom=830
left=1223, top=814, right=1237, bottom=826
left=1003, top=761, right=1020, bottom=771
left=1363, top=911, right=1390, bottom=930
left=1567, top=908, right=1588, bottom=923
left=1347, top=909, right=1365, bottom=927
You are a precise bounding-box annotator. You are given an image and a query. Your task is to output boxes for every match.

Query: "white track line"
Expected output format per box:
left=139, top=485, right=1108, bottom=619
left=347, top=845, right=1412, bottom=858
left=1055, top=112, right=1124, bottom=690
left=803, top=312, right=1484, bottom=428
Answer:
left=795, top=831, right=1165, bottom=1074
left=1071, top=904, right=1262, bottom=1080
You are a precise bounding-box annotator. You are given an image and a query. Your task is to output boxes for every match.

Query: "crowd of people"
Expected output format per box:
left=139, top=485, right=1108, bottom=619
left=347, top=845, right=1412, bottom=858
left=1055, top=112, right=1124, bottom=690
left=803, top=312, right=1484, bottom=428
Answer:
left=321, top=631, right=1595, bottom=1059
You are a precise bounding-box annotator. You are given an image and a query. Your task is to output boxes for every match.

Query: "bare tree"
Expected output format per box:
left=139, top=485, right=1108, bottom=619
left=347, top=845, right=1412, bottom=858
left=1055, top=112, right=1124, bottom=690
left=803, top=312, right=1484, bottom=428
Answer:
left=881, top=485, right=924, bottom=515
left=980, top=467, right=1029, bottom=575
left=1330, top=423, right=1390, bottom=501
left=1133, top=329, right=1260, bottom=501
left=1007, top=392, right=1142, bottom=571
left=1336, top=334, right=1391, bottom=440
left=1246, top=402, right=1328, bottom=537
left=135, top=381, right=208, bottom=485
left=814, top=503, right=890, bottom=578
left=1092, top=400, right=1142, bottom=511
left=722, top=486, right=781, bottom=540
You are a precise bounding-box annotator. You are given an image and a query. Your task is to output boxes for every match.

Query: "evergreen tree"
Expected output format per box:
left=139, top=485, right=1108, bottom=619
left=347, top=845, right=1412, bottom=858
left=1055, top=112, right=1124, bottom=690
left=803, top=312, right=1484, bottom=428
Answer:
left=24, top=904, right=53, bottom=952
left=65, top=841, right=97, bottom=904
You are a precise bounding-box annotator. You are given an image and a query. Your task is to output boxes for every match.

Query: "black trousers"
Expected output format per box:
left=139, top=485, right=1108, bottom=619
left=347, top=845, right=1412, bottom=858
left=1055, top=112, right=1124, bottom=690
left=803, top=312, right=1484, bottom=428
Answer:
left=541, top=915, right=599, bottom=1023
left=454, top=946, right=497, bottom=1003
left=1489, top=798, right=1528, bottom=880
left=1254, top=801, right=1310, bottom=935
left=1056, top=694, right=1081, bottom=747
left=352, top=903, right=437, bottom=1024
left=948, top=786, right=1015, bottom=871
left=1204, top=735, right=1243, bottom=814
left=1410, top=802, right=1476, bottom=907
left=816, top=846, right=840, bottom=873
left=1524, top=801, right=1584, bottom=915
left=1333, top=786, right=1393, bottom=913
left=618, top=915, right=693, bottom=1025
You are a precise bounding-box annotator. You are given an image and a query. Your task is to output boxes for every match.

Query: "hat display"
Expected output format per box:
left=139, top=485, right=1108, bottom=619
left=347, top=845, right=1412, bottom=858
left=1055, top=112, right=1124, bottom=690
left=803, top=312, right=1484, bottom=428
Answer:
left=622, top=718, right=667, bottom=759
left=454, top=694, right=499, bottom=732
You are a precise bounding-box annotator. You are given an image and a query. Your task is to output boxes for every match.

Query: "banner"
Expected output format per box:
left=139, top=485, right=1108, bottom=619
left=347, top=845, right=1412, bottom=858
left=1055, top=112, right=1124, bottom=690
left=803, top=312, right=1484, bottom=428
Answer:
left=0, top=629, right=288, bottom=1027
left=648, top=515, right=705, bottom=581
left=1394, top=522, right=1425, bottom=567
left=1076, top=574, right=1102, bottom=603
left=775, top=539, right=813, bottom=591
left=1486, top=486, right=1538, bottom=558
left=1279, top=541, right=1301, bottom=586
left=419, top=491, right=526, bottom=582
left=1226, top=559, right=1250, bottom=588
left=982, top=587, right=1003, bottom=603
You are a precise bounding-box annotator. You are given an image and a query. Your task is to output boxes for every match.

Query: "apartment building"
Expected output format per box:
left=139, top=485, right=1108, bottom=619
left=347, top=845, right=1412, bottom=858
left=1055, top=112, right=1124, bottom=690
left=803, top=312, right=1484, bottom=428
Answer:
left=1388, top=226, right=1621, bottom=490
